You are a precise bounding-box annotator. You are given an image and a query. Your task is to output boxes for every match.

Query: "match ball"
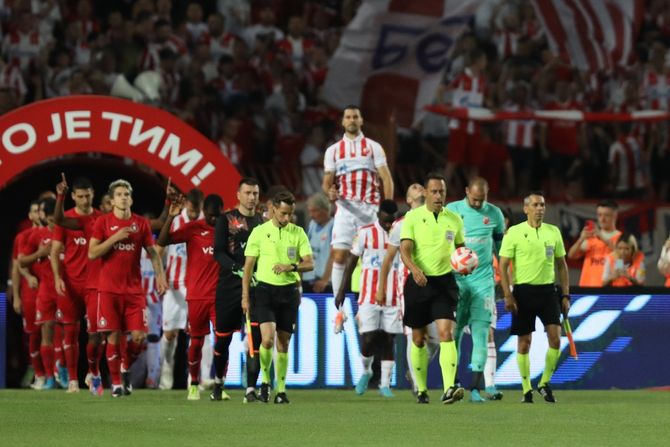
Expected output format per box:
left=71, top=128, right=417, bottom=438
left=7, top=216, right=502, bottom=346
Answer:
left=450, top=247, right=479, bottom=275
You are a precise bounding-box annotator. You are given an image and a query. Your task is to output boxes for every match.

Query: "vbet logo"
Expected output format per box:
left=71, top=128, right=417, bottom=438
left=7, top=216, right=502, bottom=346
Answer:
left=214, top=293, right=669, bottom=389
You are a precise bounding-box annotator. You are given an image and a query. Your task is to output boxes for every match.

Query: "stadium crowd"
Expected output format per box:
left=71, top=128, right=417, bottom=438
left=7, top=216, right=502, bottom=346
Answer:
left=1, top=0, right=670, bottom=201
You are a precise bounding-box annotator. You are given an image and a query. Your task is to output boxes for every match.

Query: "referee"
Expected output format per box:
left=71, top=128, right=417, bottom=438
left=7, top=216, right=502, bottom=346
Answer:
left=242, top=191, right=313, bottom=404
left=498, top=191, right=570, bottom=404
left=400, top=172, right=465, bottom=405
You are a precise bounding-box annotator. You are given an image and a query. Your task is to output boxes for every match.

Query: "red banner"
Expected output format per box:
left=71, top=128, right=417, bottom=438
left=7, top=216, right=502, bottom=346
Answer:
left=0, top=96, right=240, bottom=206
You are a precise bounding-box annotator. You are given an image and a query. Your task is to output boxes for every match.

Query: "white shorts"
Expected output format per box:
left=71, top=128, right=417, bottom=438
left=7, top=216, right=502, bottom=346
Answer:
left=404, top=322, right=439, bottom=346
left=490, top=302, right=498, bottom=330
left=332, top=200, right=378, bottom=249
left=356, top=303, right=403, bottom=334
left=162, top=286, right=187, bottom=331
left=146, top=294, right=162, bottom=336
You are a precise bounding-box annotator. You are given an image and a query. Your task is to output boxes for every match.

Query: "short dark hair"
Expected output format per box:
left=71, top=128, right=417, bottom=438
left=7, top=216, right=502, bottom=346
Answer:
left=238, top=177, right=259, bottom=189
left=204, top=194, right=223, bottom=211
left=186, top=188, right=204, bottom=206
left=72, top=177, right=93, bottom=190
left=597, top=199, right=618, bottom=210
left=266, top=184, right=288, bottom=202
left=29, top=199, right=40, bottom=209
left=524, top=190, right=545, bottom=205
left=41, top=197, right=56, bottom=216
left=424, top=172, right=446, bottom=187
left=272, top=191, right=295, bottom=207
left=342, top=104, right=361, bottom=115
left=379, top=199, right=398, bottom=215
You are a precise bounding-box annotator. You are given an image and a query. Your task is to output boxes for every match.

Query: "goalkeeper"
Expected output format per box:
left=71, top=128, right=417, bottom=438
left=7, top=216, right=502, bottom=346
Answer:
left=213, top=178, right=265, bottom=402
left=446, top=177, right=505, bottom=402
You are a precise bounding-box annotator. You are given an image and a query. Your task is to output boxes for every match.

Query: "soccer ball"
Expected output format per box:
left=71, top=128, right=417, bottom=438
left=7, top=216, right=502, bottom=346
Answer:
left=450, top=247, right=479, bottom=275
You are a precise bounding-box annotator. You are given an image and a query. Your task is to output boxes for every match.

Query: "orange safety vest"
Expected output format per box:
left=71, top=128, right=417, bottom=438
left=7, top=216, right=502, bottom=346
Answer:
left=605, top=251, right=645, bottom=287
left=578, top=231, right=622, bottom=287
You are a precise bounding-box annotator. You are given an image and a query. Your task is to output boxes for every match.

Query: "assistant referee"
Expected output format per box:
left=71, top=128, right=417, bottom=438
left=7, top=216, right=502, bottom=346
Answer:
left=498, top=191, right=570, bottom=404
left=400, top=172, right=465, bottom=405
left=241, top=191, right=313, bottom=404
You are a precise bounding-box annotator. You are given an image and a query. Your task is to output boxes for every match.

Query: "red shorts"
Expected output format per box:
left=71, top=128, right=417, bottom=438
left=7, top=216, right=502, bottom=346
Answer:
left=84, top=289, right=99, bottom=333
left=447, top=127, right=483, bottom=166
left=57, top=280, right=86, bottom=324
left=186, top=300, right=215, bottom=337
left=22, top=296, right=39, bottom=333
left=36, top=294, right=57, bottom=325
left=97, top=292, right=147, bottom=333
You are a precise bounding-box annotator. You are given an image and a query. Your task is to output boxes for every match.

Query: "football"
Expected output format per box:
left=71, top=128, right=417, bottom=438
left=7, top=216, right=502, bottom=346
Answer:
left=450, top=247, right=479, bottom=275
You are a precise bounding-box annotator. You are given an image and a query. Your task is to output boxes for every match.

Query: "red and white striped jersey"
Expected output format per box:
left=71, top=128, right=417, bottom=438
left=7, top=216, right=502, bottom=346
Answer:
left=351, top=222, right=398, bottom=306
left=608, top=135, right=645, bottom=192
left=641, top=68, right=670, bottom=110
left=218, top=138, right=240, bottom=166
left=0, top=63, right=26, bottom=98
left=1, top=30, right=43, bottom=71
left=141, top=248, right=160, bottom=305
left=166, top=209, right=202, bottom=290
left=493, top=30, right=519, bottom=60
left=448, top=67, right=486, bottom=133
left=199, top=31, right=236, bottom=60
left=139, top=36, right=187, bottom=70
left=388, top=217, right=409, bottom=302
left=323, top=133, right=387, bottom=205
left=276, top=36, right=314, bottom=65
left=503, top=103, right=535, bottom=148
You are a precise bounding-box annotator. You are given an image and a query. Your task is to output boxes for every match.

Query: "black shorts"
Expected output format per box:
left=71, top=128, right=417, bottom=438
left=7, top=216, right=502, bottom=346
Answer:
left=403, top=273, right=459, bottom=329
left=215, top=277, right=255, bottom=334
left=510, top=284, right=561, bottom=336
left=253, top=282, right=300, bottom=333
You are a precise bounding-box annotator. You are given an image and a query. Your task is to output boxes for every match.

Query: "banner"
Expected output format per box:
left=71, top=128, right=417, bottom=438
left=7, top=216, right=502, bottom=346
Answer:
left=322, top=0, right=476, bottom=127
left=0, top=96, right=241, bottom=206
left=531, top=0, right=642, bottom=72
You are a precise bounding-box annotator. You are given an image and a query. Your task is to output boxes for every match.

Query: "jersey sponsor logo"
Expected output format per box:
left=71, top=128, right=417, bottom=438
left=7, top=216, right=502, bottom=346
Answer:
left=74, top=237, right=87, bottom=245
left=240, top=242, right=247, bottom=249
left=200, top=231, right=210, bottom=236
left=202, top=246, right=214, bottom=255
left=111, top=225, right=119, bottom=231
left=113, top=242, right=136, bottom=251
left=369, top=254, right=381, bottom=268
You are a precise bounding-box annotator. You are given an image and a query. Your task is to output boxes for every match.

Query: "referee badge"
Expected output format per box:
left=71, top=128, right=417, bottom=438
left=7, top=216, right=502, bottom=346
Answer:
left=545, top=245, right=554, bottom=258
left=287, top=246, right=297, bottom=259
left=445, top=230, right=455, bottom=242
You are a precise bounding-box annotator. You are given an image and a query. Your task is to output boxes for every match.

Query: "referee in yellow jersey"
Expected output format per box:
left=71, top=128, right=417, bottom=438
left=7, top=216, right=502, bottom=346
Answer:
left=498, top=191, right=570, bottom=404
left=400, top=172, right=466, bottom=404
left=241, top=191, right=313, bottom=404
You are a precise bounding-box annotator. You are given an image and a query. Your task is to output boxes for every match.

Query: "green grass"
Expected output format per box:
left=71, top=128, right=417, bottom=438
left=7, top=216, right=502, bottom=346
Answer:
left=1, top=389, right=669, bottom=446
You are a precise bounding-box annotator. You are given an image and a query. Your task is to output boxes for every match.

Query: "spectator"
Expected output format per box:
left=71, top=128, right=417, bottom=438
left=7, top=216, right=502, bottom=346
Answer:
left=300, top=124, right=327, bottom=197
left=608, top=123, right=647, bottom=199
left=602, top=233, right=646, bottom=287
left=200, top=12, right=236, bottom=61
left=302, top=192, right=333, bottom=293
left=658, top=236, right=670, bottom=287
left=243, top=5, right=284, bottom=48
left=218, top=117, right=243, bottom=170
left=276, top=16, right=313, bottom=68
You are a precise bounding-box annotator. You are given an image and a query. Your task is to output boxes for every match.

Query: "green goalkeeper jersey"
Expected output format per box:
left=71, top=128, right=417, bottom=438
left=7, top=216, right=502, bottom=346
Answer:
left=446, top=198, right=505, bottom=284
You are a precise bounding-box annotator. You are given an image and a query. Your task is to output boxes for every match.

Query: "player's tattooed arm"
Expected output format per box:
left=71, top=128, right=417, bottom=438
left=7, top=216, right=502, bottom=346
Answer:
left=54, top=173, right=82, bottom=230
left=147, top=245, right=168, bottom=294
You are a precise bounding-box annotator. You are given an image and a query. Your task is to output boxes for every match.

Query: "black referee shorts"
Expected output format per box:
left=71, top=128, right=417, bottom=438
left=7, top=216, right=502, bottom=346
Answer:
left=253, top=282, right=300, bottom=333
left=403, top=272, right=459, bottom=329
left=510, top=284, right=561, bottom=336
left=215, top=276, right=255, bottom=335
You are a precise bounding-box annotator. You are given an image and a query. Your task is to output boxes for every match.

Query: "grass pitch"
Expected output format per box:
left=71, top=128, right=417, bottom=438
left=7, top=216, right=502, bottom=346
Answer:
left=1, top=389, right=668, bottom=446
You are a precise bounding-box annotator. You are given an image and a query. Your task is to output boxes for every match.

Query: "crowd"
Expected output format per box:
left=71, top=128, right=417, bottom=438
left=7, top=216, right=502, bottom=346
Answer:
left=2, top=0, right=670, bottom=201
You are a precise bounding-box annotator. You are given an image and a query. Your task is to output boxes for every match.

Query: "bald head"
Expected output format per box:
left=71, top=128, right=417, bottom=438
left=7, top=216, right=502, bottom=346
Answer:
left=406, top=183, right=425, bottom=209
left=465, top=177, right=488, bottom=209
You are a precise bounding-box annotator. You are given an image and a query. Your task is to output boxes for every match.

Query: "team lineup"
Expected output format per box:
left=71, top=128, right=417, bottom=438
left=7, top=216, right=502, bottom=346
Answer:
left=11, top=105, right=570, bottom=404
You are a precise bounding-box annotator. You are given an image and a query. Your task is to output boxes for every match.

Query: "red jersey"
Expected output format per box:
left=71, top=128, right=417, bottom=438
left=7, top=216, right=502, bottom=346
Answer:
left=92, top=213, right=155, bottom=295
left=22, top=227, right=57, bottom=299
left=53, top=208, right=102, bottom=284
left=13, top=228, right=37, bottom=300
left=170, top=220, right=217, bottom=301
left=544, top=101, right=582, bottom=156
